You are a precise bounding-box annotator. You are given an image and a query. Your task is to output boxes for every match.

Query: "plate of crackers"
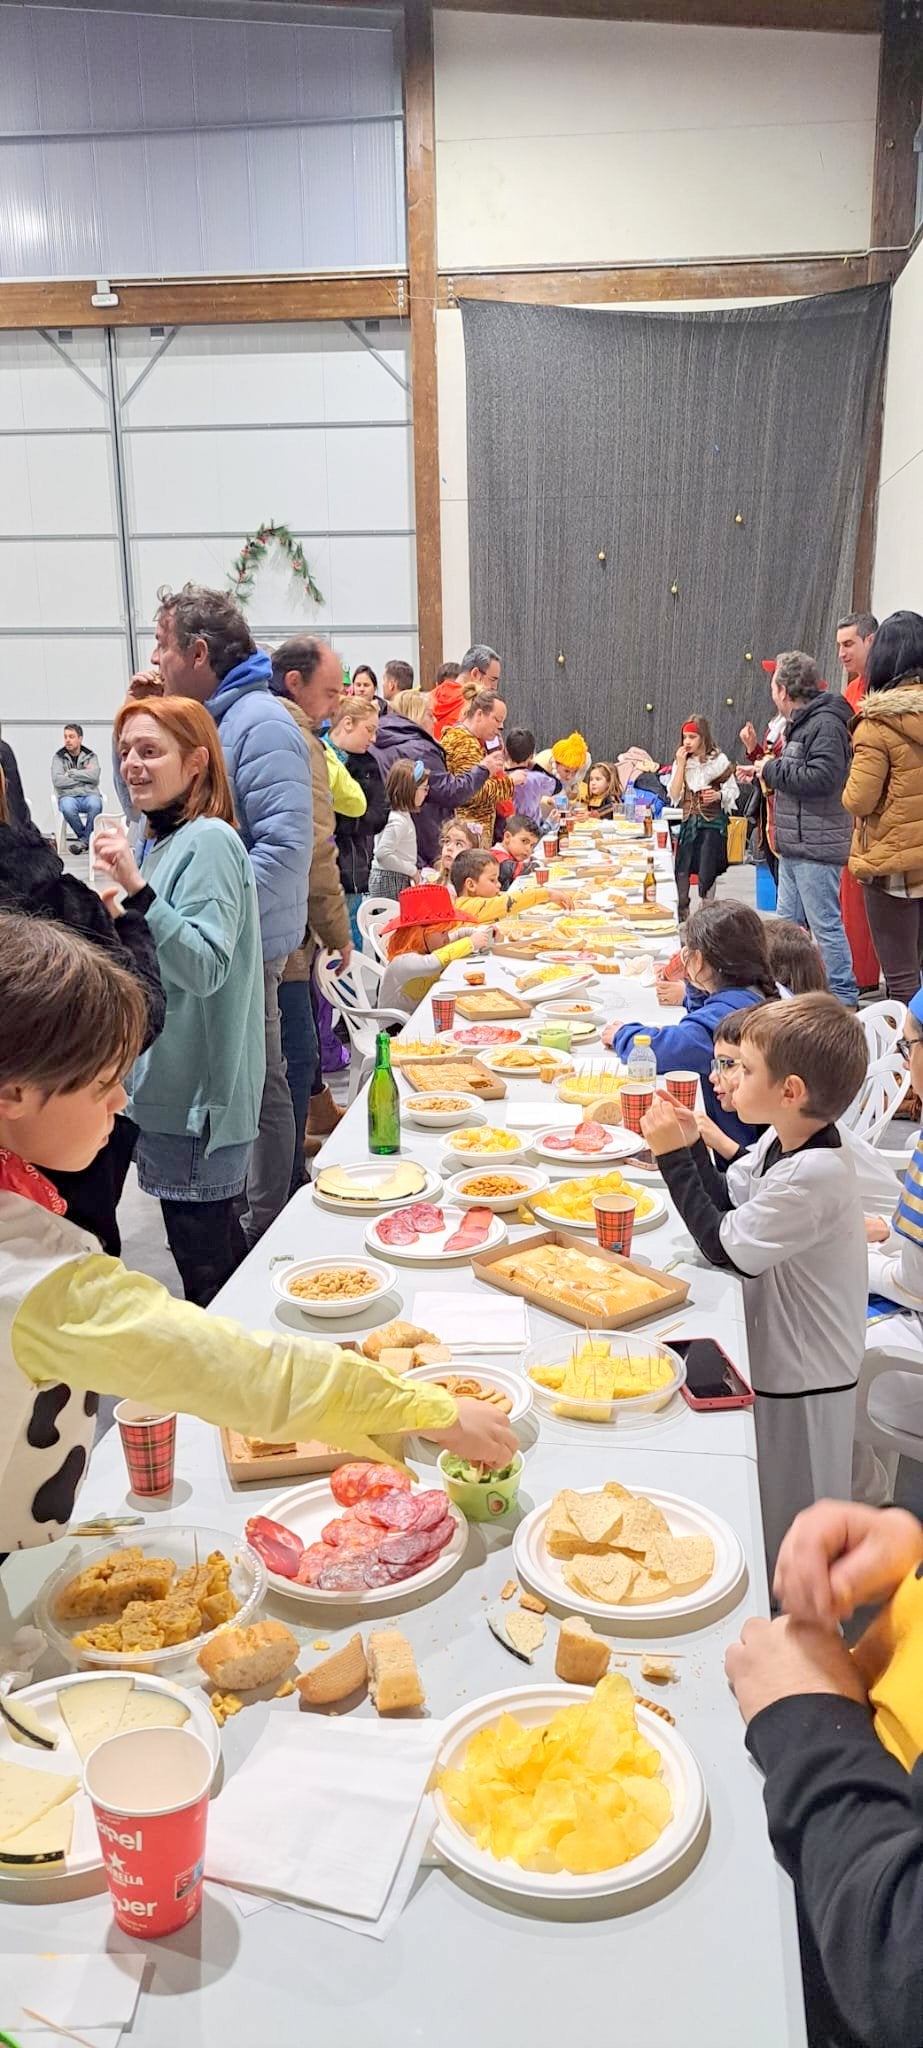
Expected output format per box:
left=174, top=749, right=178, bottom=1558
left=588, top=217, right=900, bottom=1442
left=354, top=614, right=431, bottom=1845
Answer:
left=403, top=1361, right=533, bottom=1426
left=512, top=1480, right=745, bottom=1626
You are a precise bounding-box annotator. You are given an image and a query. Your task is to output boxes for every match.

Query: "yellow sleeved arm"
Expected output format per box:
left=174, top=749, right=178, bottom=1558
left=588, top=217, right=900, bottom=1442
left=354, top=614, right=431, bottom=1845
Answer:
left=12, top=1256, right=456, bottom=1464
left=853, top=1566, right=923, bottom=1772
left=433, top=938, right=474, bottom=965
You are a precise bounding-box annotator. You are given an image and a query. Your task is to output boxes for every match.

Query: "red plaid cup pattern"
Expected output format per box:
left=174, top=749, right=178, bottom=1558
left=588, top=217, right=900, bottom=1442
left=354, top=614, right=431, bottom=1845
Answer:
left=665, top=1071, right=698, bottom=1112
left=619, top=1083, right=654, bottom=1135
left=115, top=1404, right=177, bottom=1497
left=593, top=1195, right=636, bottom=1255
left=431, top=994, right=457, bottom=1033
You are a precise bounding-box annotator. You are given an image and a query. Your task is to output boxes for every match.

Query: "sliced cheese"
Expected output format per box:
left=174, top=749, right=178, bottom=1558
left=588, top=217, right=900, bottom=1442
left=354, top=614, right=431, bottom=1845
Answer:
left=115, top=1692, right=190, bottom=1736
left=0, top=1801, right=74, bottom=1865
left=59, top=1678, right=134, bottom=1763
left=316, top=1161, right=426, bottom=1203
left=0, top=1761, right=79, bottom=1844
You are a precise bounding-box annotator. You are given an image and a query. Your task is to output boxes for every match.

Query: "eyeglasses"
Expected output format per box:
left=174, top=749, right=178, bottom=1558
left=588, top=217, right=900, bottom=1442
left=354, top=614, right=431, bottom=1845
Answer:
left=898, top=1037, right=921, bottom=1060
left=710, top=1055, right=740, bottom=1074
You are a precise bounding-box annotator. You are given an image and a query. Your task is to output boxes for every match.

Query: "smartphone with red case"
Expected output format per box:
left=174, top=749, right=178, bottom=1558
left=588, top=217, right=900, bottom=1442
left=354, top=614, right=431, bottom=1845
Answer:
left=674, top=1338, right=755, bottom=1411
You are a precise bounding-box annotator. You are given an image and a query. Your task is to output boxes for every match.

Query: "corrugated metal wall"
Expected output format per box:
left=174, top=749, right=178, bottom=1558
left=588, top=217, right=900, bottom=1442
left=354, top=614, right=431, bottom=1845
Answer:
left=0, top=5, right=405, bottom=277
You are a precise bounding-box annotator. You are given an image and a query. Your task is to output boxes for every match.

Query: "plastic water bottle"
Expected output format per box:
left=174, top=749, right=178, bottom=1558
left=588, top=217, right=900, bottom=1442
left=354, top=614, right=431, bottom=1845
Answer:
left=622, top=787, right=636, bottom=822
left=626, top=1033, right=657, bottom=1084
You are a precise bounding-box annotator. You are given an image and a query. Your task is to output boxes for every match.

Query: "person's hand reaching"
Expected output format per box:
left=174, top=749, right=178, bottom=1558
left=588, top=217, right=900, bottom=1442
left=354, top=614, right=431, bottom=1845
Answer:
left=865, top=1214, right=890, bottom=1245
left=429, top=1399, right=517, bottom=1471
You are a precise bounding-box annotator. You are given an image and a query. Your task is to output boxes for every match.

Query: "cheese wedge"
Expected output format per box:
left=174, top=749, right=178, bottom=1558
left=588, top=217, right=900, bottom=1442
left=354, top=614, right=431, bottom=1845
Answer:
left=59, top=1678, right=134, bottom=1763
left=0, top=1801, right=74, bottom=1866
left=315, top=1162, right=426, bottom=1204
left=0, top=1761, right=79, bottom=1843
left=115, top=1692, right=190, bottom=1736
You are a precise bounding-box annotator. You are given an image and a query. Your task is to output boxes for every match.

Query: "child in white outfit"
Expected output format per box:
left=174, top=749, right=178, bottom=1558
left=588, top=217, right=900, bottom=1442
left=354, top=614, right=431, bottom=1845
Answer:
left=368, top=759, right=429, bottom=902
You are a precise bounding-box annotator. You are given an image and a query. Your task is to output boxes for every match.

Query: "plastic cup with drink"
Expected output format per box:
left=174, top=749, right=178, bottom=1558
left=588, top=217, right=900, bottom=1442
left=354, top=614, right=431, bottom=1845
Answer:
left=592, top=1194, right=636, bottom=1255
left=115, top=1400, right=177, bottom=1497
left=431, top=992, right=457, bottom=1034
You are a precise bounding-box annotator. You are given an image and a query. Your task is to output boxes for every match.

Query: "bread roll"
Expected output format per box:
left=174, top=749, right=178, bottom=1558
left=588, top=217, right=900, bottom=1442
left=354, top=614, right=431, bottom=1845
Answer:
left=297, top=1633, right=368, bottom=1707
left=554, top=1617, right=611, bottom=1687
left=197, top=1620, right=298, bottom=1692
left=366, top=1629, right=424, bottom=1714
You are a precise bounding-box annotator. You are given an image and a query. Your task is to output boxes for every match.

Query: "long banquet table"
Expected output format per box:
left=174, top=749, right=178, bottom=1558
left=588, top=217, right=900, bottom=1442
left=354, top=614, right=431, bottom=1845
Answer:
left=0, top=852, right=809, bottom=2047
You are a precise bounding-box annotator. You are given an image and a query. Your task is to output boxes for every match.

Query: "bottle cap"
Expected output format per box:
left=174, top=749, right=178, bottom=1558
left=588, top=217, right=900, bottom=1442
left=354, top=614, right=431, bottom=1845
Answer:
left=634, top=1034, right=651, bottom=1046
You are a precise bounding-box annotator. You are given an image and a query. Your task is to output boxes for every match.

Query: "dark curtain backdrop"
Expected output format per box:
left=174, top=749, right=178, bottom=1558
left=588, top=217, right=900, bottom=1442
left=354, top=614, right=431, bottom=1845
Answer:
left=462, top=288, right=889, bottom=764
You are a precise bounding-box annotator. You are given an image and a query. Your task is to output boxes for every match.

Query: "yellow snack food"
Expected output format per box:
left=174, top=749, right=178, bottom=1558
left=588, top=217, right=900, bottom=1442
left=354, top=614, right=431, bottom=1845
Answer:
left=452, top=1127, right=521, bottom=1154
left=438, top=1673, right=672, bottom=1874
left=529, top=1339, right=675, bottom=1408
left=537, top=1173, right=653, bottom=1227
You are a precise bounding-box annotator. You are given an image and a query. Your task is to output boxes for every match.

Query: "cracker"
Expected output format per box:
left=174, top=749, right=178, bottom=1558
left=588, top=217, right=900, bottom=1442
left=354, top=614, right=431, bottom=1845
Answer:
left=519, top=1591, right=547, bottom=1615
left=639, top=1655, right=677, bottom=1685
left=622, top=1564, right=671, bottom=1604
left=505, top=1610, right=546, bottom=1657
left=500, top=1580, right=517, bottom=1602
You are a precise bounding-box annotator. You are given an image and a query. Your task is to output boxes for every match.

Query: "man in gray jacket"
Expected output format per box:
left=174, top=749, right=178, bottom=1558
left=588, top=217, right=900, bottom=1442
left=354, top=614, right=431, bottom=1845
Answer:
left=757, top=651, right=858, bottom=1007
left=52, top=723, right=102, bottom=849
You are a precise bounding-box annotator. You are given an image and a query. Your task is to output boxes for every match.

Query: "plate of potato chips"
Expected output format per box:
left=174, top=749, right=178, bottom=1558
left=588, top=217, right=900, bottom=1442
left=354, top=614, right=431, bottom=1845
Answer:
left=513, top=1481, right=746, bottom=1627
left=432, top=1674, right=707, bottom=1899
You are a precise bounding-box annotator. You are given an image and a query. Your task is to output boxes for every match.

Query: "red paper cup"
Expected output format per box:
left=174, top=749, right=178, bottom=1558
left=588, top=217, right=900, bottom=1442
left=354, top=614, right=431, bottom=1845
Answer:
left=593, top=1194, right=636, bottom=1254
left=115, top=1400, right=176, bottom=1497
left=85, top=1726, right=214, bottom=1938
left=535, top=865, right=549, bottom=886
left=542, top=836, right=558, bottom=860
left=665, top=1070, right=699, bottom=1112
left=620, top=1082, right=655, bottom=1134
left=431, top=993, right=457, bottom=1033
left=655, top=824, right=669, bottom=850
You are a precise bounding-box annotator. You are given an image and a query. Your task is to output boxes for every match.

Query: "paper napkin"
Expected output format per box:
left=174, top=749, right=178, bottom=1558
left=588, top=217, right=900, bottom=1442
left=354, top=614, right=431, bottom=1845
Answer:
left=0, top=1953, right=144, bottom=2035
left=411, top=1290, right=529, bottom=1353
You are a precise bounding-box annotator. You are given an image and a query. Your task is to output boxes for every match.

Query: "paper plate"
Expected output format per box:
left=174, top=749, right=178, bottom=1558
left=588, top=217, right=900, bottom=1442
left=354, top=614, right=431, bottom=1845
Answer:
left=311, top=1163, right=443, bottom=1215
left=439, top=1026, right=527, bottom=1051
left=259, top=1479, right=468, bottom=1606
left=478, top=1046, right=574, bottom=1079
left=444, top=1165, right=549, bottom=1214
left=0, top=1672, right=219, bottom=1893
left=531, top=1126, right=645, bottom=1167
left=528, top=1185, right=668, bottom=1234
left=431, top=1683, right=707, bottom=1901
left=404, top=1360, right=533, bottom=1425
left=513, top=1488, right=746, bottom=1627
left=514, top=971, right=598, bottom=1006
left=364, top=1207, right=507, bottom=1263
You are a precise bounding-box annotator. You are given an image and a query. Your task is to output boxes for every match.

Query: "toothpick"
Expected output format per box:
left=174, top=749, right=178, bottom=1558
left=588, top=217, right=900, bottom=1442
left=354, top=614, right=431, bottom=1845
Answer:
left=22, top=2012, right=98, bottom=2048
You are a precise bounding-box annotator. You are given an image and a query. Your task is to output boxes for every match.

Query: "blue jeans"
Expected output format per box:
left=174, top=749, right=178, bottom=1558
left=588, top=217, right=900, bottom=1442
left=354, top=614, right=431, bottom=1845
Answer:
left=279, top=977, right=319, bottom=1196
left=777, top=858, right=858, bottom=1006
left=58, top=791, right=103, bottom=844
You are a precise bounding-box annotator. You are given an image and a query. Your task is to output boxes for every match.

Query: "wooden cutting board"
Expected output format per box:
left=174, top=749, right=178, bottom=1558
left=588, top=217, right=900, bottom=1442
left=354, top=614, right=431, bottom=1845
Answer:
left=221, top=1429, right=348, bottom=1485
left=454, top=988, right=531, bottom=1021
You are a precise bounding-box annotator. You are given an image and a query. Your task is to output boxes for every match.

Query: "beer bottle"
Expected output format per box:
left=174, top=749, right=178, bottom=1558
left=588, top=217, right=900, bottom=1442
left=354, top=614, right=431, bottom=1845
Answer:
left=642, top=856, right=657, bottom=905
left=368, top=1031, right=400, bottom=1155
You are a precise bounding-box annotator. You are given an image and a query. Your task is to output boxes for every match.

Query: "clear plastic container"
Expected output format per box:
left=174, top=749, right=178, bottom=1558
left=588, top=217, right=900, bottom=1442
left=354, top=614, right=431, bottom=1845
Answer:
left=37, top=1525, right=267, bottom=1675
left=522, top=1332, right=685, bottom=1428
left=627, top=1033, right=657, bottom=1083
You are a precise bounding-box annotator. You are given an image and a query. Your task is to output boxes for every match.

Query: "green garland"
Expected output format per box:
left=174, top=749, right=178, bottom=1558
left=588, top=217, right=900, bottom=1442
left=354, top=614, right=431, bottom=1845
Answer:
left=228, top=522, right=324, bottom=610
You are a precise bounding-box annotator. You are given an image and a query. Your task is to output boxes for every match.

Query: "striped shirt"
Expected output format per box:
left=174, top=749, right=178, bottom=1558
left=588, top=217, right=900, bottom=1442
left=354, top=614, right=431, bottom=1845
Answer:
left=895, top=1136, right=923, bottom=1246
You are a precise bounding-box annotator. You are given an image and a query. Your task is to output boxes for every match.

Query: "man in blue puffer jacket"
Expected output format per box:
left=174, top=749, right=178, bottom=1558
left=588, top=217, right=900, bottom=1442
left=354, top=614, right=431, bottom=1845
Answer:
left=123, top=584, right=313, bottom=1245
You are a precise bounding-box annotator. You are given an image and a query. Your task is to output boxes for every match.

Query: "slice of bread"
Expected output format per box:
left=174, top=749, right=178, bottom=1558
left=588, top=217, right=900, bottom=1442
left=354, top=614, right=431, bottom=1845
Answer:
left=297, top=1633, right=368, bottom=1707
left=366, top=1629, right=424, bottom=1714
left=197, top=1620, right=298, bottom=1693
left=555, top=1617, right=611, bottom=1686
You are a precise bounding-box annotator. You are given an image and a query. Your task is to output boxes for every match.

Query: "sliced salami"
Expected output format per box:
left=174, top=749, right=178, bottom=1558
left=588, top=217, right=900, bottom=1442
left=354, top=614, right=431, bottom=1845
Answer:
left=573, top=1120, right=608, bottom=1153
left=317, top=1557, right=369, bottom=1593
left=330, top=1461, right=379, bottom=1506
left=375, top=1212, right=420, bottom=1247
left=361, top=1558, right=397, bottom=1588
left=361, top=1465, right=412, bottom=1497
left=406, top=1203, right=445, bottom=1233
left=368, top=1489, right=424, bottom=1529
left=377, top=1523, right=442, bottom=1565
left=295, top=1542, right=331, bottom=1586
left=543, top=1132, right=576, bottom=1151
left=414, top=1491, right=452, bottom=1531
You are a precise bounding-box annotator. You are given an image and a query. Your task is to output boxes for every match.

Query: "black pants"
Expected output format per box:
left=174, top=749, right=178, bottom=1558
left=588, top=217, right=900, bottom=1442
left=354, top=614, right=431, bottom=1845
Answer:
left=862, top=888, right=923, bottom=1004
left=674, top=826, right=726, bottom=913
left=46, top=1114, right=139, bottom=1257
left=160, top=1196, right=247, bottom=1309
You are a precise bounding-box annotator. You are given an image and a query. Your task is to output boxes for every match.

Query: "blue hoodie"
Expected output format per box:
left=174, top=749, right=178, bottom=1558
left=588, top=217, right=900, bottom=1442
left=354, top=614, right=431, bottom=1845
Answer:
left=205, top=652, right=313, bottom=963
left=613, top=985, right=766, bottom=1146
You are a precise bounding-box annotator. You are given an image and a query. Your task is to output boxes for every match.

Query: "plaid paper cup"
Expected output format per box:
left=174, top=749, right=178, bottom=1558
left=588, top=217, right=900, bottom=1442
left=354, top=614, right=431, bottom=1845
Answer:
left=115, top=1400, right=177, bottom=1497
left=534, top=865, right=549, bottom=886
left=593, top=1194, right=636, bottom=1254
left=431, top=993, right=457, bottom=1033
left=665, top=1070, right=699, bottom=1112
left=619, top=1082, right=655, bottom=1135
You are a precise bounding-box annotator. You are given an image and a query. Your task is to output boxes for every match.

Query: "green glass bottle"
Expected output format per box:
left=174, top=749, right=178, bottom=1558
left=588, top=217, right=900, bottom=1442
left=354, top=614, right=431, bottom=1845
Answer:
left=368, top=1030, right=400, bottom=1155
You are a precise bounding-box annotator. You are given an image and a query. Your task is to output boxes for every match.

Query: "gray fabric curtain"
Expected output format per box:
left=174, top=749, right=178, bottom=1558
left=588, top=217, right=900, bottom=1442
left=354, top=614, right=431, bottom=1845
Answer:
left=462, top=288, right=889, bottom=764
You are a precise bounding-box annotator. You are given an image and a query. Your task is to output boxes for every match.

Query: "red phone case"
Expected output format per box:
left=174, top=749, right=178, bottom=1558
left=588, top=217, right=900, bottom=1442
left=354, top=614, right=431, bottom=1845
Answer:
left=679, top=1345, right=755, bottom=1411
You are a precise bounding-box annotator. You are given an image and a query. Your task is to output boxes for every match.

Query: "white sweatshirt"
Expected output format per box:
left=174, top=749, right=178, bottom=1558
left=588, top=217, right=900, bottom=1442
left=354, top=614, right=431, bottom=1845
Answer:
left=372, top=812, right=418, bottom=877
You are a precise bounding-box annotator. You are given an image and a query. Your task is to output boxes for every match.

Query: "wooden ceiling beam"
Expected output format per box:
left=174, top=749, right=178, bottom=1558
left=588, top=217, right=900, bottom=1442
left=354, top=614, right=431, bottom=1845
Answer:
left=404, top=0, right=444, bottom=682
left=0, top=273, right=408, bottom=332
left=437, top=255, right=874, bottom=306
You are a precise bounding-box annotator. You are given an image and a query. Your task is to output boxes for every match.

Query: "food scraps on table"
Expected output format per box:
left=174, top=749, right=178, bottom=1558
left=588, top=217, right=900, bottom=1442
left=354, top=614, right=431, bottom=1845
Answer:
left=536, top=1172, right=654, bottom=1226
left=639, top=1656, right=678, bottom=1685
left=198, top=1619, right=299, bottom=1693
left=486, top=1601, right=546, bottom=1664
left=245, top=1464, right=457, bottom=1594
left=438, top=1673, right=672, bottom=1873
left=546, top=1484, right=715, bottom=1607
left=529, top=1338, right=676, bottom=1411
left=55, top=1547, right=239, bottom=1653
left=288, top=1266, right=383, bottom=1302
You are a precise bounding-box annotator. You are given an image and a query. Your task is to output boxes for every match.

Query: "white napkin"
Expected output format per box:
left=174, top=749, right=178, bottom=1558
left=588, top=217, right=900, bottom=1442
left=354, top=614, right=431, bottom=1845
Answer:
left=412, top=1289, right=530, bottom=1353
left=0, top=1953, right=144, bottom=2034
left=205, top=1717, right=440, bottom=1921
left=215, top=1788, right=436, bottom=1942
left=504, top=1100, right=580, bottom=1129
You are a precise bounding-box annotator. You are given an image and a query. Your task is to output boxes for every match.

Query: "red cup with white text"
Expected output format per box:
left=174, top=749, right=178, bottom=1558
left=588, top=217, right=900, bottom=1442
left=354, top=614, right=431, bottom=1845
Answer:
left=619, top=1082, right=655, bottom=1135
left=85, top=1726, right=214, bottom=1939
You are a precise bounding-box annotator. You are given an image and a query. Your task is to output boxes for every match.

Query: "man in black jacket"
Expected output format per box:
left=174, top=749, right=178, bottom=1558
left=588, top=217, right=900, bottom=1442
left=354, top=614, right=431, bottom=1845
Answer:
left=758, top=653, right=858, bottom=1007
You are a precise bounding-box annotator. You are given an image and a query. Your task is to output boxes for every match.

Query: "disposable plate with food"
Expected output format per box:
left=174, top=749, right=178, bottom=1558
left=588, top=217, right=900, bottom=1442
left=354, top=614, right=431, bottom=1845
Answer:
left=529, top=1180, right=669, bottom=1235
left=524, top=1019, right=597, bottom=1045
left=0, top=1672, right=220, bottom=1892
left=438, top=1024, right=526, bottom=1051
left=404, top=1360, right=533, bottom=1425
left=534, top=998, right=606, bottom=1021
left=443, top=1126, right=529, bottom=1166
left=311, top=1161, right=444, bottom=1214
left=531, top=1125, right=645, bottom=1167
left=515, top=971, right=597, bottom=1006
left=478, top=1045, right=574, bottom=1078
left=36, top=1526, right=266, bottom=1675
left=401, top=1094, right=488, bottom=1131
left=430, top=1683, right=707, bottom=1902
left=271, top=1256, right=397, bottom=1320
left=364, top=1204, right=507, bottom=1263
left=513, top=1488, right=746, bottom=1627
left=444, top=1164, right=549, bottom=1214
left=253, top=1475, right=468, bottom=1606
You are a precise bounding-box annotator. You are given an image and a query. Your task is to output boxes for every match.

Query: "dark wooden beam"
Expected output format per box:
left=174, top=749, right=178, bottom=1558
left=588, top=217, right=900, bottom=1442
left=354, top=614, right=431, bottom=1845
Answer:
left=869, top=0, right=923, bottom=284
left=438, top=255, right=872, bottom=306
left=432, top=0, right=880, bottom=27
left=404, top=0, right=443, bottom=683
left=0, top=273, right=408, bottom=332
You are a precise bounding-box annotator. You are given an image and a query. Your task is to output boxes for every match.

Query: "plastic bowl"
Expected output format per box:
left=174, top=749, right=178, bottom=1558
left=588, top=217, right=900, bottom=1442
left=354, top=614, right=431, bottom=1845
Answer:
left=522, top=1333, right=685, bottom=1428
left=271, top=1256, right=396, bottom=1319
left=444, top=1165, right=549, bottom=1214
left=36, top=1525, right=267, bottom=1675
left=437, top=1451, right=524, bottom=1522
left=445, top=1130, right=528, bottom=1167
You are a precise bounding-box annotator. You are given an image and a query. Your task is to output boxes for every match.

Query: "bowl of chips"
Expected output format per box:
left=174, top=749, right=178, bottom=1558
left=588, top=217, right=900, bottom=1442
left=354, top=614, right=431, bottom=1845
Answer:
left=523, top=1332, right=684, bottom=1424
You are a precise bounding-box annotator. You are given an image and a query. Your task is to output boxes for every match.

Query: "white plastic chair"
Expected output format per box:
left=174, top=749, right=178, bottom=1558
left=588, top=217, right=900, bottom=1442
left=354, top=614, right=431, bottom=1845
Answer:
left=357, top=897, right=395, bottom=967
left=855, top=1339, right=923, bottom=1486
left=860, top=999, right=904, bottom=1065
left=841, top=1053, right=911, bottom=1146
left=314, top=947, right=408, bottom=1102
left=53, top=786, right=111, bottom=856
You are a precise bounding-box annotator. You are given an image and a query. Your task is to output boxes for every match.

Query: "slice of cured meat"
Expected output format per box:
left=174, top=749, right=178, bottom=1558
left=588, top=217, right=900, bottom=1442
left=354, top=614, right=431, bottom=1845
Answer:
left=414, top=1491, right=452, bottom=1532
left=361, top=1558, right=398, bottom=1588
left=244, top=1514, right=304, bottom=1578
left=405, top=1203, right=445, bottom=1233
left=330, top=1462, right=380, bottom=1506
left=317, top=1557, right=369, bottom=1593
left=573, top=1120, right=608, bottom=1153
left=451, top=1026, right=518, bottom=1046
left=442, top=1205, right=494, bottom=1254
left=295, top=1542, right=331, bottom=1586
left=378, top=1523, right=444, bottom=1566
left=375, top=1211, right=420, bottom=1247
left=360, top=1465, right=412, bottom=1498
left=367, top=1489, right=424, bottom=1530
left=542, top=1131, right=578, bottom=1151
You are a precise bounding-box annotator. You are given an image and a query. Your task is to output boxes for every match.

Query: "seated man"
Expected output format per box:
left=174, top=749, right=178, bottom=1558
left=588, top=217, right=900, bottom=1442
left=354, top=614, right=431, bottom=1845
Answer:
left=52, top=723, right=102, bottom=850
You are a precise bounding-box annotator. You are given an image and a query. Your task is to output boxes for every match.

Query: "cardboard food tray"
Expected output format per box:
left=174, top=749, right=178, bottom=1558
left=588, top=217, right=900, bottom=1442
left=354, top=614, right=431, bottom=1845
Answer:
left=221, top=1429, right=348, bottom=1485
left=453, top=988, right=531, bottom=1021
left=402, top=1055, right=507, bottom=1099
left=470, top=1227, right=689, bottom=1330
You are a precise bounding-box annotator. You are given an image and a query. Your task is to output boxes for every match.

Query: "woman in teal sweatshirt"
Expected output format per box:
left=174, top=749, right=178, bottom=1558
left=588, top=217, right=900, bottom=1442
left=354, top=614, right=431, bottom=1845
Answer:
left=94, top=697, right=265, bottom=1306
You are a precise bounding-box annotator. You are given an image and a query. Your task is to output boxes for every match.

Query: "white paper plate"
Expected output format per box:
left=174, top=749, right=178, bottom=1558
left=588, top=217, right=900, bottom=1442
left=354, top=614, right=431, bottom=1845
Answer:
left=531, top=1126, right=645, bottom=1167
left=431, top=1683, right=707, bottom=1901
left=364, top=1207, right=507, bottom=1262
left=478, top=1046, right=574, bottom=1079
left=401, top=1095, right=488, bottom=1131
left=443, top=1130, right=529, bottom=1166
left=514, top=971, right=597, bottom=1006
left=311, top=1163, right=443, bottom=1215
left=404, top=1360, right=533, bottom=1425
left=0, top=1673, right=219, bottom=1892
left=529, top=1185, right=668, bottom=1234
left=513, top=1488, right=746, bottom=1626
left=439, top=1026, right=527, bottom=1051
left=524, top=1020, right=598, bottom=1045
left=444, top=1166, right=549, bottom=1214
left=534, top=999, right=606, bottom=1021
left=260, top=1479, right=467, bottom=1606
left=272, top=1256, right=397, bottom=1319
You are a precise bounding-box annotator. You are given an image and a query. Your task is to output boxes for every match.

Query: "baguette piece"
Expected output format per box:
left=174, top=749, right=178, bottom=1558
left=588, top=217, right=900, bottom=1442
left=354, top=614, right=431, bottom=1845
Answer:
left=198, top=1620, right=298, bottom=1693
left=366, top=1629, right=424, bottom=1714
left=555, top=1617, right=611, bottom=1686
left=296, top=1633, right=368, bottom=1707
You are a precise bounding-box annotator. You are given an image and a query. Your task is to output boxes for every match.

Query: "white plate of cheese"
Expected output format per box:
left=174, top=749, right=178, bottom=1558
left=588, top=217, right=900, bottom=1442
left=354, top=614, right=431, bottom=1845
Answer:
left=0, top=1672, right=219, bottom=1889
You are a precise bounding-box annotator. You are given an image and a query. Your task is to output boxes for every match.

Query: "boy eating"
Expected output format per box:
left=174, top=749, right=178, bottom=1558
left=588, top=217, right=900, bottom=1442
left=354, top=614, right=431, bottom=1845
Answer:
left=641, top=994, right=868, bottom=1569
left=449, top=847, right=561, bottom=923
left=0, top=913, right=515, bottom=1551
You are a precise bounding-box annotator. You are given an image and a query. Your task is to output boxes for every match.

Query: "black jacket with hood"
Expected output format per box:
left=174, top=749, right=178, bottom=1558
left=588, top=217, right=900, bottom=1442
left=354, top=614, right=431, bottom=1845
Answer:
left=761, top=691, right=853, bottom=866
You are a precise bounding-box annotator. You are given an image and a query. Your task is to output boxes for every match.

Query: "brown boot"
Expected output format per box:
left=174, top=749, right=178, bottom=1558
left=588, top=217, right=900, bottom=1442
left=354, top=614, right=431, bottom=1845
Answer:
left=303, top=1084, right=346, bottom=1157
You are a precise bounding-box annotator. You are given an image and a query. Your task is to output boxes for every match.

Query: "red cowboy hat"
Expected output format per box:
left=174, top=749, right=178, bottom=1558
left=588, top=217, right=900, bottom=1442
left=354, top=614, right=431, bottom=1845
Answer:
left=382, top=883, right=458, bottom=935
